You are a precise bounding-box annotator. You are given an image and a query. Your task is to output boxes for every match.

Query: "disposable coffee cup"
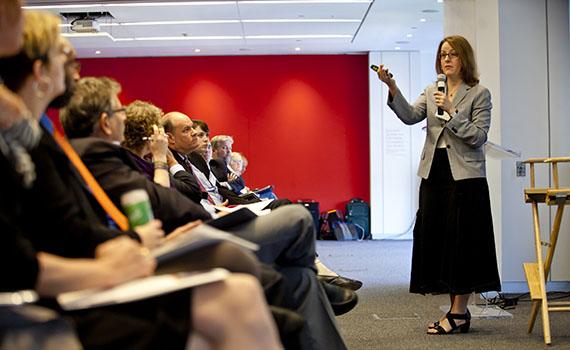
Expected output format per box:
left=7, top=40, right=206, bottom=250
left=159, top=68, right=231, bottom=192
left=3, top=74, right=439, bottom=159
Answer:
left=120, top=189, right=154, bottom=228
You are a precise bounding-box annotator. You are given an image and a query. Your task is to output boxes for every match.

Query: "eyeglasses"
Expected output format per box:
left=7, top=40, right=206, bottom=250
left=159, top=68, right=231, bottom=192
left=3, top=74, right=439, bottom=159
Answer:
left=439, top=52, right=459, bottom=60
left=109, top=107, right=126, bottom=116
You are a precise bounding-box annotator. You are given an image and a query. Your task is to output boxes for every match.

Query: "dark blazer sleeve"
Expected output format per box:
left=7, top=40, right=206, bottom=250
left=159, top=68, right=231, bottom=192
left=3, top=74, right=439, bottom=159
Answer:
left=24, top=132, right=137, bottom=258
left=171, top=170, right=204, bottom=204
left=210, top=158, right=246, bottom=194
left=0, top=154, right=39, bottom=291
left=0, top=215, right=39, bottom=292
left=209, top=159, right=228, bottom=182
left=73, top=138, right=212, bottom=233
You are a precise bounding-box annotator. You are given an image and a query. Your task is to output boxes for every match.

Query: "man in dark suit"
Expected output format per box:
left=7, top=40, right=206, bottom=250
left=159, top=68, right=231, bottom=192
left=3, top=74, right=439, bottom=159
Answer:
left=61, top=76, right=349, bottom=350
left=210, top=135, right=248, bottom=194
left=164, top=113, right=262, bottom=206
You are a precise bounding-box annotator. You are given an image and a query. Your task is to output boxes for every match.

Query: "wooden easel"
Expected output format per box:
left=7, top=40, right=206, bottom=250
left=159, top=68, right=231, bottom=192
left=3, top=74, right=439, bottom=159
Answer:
left=523, top=157, right=570, bottom=345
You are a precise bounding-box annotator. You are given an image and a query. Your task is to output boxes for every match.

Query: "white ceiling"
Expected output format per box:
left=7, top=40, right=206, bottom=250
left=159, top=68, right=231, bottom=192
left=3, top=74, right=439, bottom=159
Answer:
left=24, top=0, right=444, bottom=58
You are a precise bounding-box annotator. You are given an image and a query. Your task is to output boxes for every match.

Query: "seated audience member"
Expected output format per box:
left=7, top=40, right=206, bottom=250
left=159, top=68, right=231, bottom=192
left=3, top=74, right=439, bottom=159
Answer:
left=123, top=100, right=204, bottom=204
left=0, top=0, right=28, bottom=131
left=0, top=10, right=282, bottom=350
left=122, top=100, right=170, bottom=187
left=60, top=78, right=350, bottom=349
left=211, top=135, right=248, bottom=194
left=229, top=151, right=245, bottom=175
left=178, top=117, right=363, bottom=292
left=176, top=118, right=285, bottom=207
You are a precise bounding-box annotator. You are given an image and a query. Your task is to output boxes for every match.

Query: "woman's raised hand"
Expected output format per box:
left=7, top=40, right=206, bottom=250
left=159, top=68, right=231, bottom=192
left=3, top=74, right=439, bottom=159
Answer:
left=149, top=124, right=169, bottom=161
left=376, top=64, right=398, bottom=96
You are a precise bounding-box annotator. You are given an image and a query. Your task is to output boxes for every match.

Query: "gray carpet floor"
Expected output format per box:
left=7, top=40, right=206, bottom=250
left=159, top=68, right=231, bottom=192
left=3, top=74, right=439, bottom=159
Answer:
left=317, top=240, right=570, bottom=350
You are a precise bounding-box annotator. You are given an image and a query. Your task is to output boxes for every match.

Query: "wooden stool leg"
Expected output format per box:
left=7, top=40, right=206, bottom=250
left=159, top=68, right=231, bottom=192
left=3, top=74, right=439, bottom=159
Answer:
left=544, top=204, right=565, bottom=278
left=528, top=300, right=540, bottom=333
left=530, top=203, right=551, bottom=344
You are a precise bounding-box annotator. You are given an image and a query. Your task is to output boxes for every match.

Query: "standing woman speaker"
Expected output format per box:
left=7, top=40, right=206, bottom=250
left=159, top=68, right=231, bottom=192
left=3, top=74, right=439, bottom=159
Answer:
left=375, top=35, right=501, bottom=334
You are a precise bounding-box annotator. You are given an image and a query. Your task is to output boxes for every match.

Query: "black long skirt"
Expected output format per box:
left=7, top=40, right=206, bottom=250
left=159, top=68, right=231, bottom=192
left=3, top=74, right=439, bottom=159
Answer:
left=409, top=149, right=501, bottom=295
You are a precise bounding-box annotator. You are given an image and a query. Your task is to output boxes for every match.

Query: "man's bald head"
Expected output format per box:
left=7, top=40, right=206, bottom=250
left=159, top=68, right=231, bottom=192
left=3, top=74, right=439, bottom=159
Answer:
left=162, top=111, right=197, bottom=155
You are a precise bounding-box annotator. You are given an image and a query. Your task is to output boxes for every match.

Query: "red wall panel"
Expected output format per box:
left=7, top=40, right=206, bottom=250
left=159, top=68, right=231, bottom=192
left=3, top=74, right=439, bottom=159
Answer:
left=79, top=55, right=370, bottom=212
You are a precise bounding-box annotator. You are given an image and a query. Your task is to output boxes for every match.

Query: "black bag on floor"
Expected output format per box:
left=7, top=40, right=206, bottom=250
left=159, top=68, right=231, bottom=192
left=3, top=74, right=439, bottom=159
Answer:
left=320, top=210, right=362, bottom=241
left=346, top=198, right=371, bottom=240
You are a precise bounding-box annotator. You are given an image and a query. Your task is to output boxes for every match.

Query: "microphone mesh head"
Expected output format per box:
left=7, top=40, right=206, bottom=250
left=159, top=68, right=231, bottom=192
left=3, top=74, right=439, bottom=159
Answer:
left=437, top=74, right=447, bottom=82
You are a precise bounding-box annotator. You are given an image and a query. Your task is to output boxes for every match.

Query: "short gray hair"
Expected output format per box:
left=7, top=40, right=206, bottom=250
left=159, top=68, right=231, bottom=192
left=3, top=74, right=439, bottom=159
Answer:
left=211, top=135, right=233, bottom=150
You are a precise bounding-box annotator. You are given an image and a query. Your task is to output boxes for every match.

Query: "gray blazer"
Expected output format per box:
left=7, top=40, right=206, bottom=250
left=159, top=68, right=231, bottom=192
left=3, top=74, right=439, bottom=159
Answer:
left=387, top=82, right=492, bottom=180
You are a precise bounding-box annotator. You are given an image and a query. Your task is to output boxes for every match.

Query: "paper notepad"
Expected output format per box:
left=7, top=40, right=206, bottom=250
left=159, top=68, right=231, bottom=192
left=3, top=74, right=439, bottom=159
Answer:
left=57, top=268, right=229, bottom=311
left=152, top=223, right=259, bottom=265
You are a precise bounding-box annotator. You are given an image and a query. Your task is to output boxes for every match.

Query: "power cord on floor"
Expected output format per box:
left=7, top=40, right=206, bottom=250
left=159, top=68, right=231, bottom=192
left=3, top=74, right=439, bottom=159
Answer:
left=478, top=291, right=570, bottom=310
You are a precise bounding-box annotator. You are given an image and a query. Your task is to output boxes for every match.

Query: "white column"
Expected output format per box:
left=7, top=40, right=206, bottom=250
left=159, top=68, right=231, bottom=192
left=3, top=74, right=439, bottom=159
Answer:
left=368, top=50, right=435, bottom=239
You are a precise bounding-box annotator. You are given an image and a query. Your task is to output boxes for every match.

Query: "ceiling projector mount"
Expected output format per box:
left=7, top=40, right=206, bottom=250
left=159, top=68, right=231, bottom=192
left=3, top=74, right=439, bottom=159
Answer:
left=61, top=11, right=114, bottom=33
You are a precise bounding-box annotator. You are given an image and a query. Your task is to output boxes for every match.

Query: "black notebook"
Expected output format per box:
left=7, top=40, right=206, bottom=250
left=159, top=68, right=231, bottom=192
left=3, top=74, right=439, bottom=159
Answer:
left=206, top=207, right=258, bottom=230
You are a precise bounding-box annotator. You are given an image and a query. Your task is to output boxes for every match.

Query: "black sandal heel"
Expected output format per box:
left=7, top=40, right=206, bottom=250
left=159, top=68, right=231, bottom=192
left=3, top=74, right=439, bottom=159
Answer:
left=428, top=309, right=471, bottom=335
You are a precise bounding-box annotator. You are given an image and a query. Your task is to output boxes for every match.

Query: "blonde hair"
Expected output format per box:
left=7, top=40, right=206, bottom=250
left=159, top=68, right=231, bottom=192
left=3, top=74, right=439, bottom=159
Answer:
left=22, top=11, right=61, bottom=64
left=435, top=35, right=479, bottom=86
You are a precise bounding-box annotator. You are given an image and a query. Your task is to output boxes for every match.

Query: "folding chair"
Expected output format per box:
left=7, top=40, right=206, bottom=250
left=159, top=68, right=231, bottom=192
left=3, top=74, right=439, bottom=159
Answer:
left=522, top=157, right=570, bottom=345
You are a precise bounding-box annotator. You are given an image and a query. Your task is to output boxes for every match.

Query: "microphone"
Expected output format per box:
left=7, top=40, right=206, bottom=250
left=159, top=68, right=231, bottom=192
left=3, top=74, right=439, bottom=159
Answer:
left=370, top=65, right=393, bottom=78
left=436, top=74, right=446, bottom=116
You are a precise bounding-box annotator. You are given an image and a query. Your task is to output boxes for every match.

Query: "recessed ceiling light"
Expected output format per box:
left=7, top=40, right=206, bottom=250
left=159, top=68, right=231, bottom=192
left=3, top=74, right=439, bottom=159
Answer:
left=294, top=47, right=301, bottom=51
left=437, top=0, right=444, bottom=3
left=194, top=48, right=201, bottom=53
left=406, top=33, right=413, bottom=38
left=95, top=50, right=101, bottom=54
left=420, top=18, right=427, bottom=22
left=394, top=46, right=401, bottom=50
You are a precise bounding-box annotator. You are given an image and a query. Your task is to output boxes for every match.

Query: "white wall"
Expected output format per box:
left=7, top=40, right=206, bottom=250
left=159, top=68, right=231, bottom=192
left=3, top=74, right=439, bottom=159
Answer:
left=368, top=49, right=437, bottom=239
